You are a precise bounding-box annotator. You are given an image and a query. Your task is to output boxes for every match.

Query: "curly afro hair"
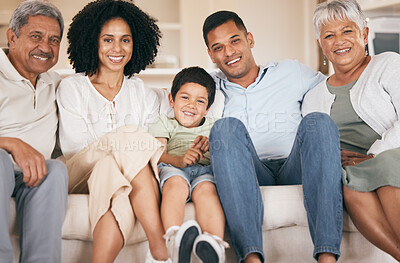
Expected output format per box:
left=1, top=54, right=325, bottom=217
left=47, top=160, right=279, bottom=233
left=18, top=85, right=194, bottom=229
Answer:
left=67, top=0, right=161, bottom=77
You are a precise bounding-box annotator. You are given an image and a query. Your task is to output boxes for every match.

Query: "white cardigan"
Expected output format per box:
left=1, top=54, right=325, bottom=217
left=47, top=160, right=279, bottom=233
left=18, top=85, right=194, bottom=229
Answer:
left=302, top=52, right=400, bottom=156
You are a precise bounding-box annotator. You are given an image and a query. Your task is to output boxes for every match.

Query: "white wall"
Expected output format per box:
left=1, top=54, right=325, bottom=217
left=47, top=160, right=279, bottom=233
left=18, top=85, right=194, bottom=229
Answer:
left=237, top=0, right=319, bottom=70
left=0, top=0, right=23, bottom=46
left=53, top=0, right=319, bottom=71
left=49, top=0, right=92, bottom=70
left=0, top=0, right=22, bottom=11
left=179, top=0, right=237, bottom=69
left=178, top=0, right=319, bottom=70
left=0, top=0, right=320, bottom=71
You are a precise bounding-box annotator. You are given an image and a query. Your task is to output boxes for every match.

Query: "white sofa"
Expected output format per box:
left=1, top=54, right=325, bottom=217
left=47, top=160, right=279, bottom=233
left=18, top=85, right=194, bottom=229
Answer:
left=9, top=185, right=397, bottom=263
left=8, top=86, right=398, bottom=263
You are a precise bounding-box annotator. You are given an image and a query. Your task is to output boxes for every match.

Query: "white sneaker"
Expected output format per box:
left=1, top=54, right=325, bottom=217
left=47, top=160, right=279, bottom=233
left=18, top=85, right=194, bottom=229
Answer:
left=192, top=232, right=229, bottom=263
left=164, top=226, right=179, bottom=262
left=164, top=220, right=201, bottom=263
left=145, top=249, right=172, bottom=263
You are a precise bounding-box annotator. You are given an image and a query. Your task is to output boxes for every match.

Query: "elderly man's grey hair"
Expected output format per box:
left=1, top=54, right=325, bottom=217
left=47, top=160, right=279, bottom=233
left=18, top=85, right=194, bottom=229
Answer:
left=313, top=0, right=366, bottom=40
left=9, top=0, right=64, bottom=38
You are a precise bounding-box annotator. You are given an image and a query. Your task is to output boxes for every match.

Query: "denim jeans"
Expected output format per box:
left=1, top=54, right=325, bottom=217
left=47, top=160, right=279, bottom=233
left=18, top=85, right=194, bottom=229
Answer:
left=0, top=149, right=68, bottom=263
left=209, top=113, right=343, bottom=262
left=158, top=163, right=214, bottom=201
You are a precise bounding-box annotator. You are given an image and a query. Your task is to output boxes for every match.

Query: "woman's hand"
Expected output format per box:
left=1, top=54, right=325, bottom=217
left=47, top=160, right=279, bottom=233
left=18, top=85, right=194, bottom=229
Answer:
left=341, top=150, right=374, bottom=167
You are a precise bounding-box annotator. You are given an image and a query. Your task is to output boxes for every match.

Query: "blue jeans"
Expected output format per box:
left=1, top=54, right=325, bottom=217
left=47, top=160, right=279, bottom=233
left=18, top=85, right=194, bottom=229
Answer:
left=158, top=163, right=214, bottom=201
left=0, top=149, right=68, bottom=263
left=209, top=113, right=343, bottom=262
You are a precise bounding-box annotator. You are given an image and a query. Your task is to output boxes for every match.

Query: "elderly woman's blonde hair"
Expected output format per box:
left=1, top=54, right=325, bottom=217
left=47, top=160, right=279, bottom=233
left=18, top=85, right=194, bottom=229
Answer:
left=313, top=0, right=366, bottom=40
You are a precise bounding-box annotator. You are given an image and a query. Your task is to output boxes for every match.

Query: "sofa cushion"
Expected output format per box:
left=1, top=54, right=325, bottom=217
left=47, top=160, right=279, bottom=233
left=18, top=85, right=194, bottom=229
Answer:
left=261, top=185, right=308, bottom=230
left=261, top=185, right=357, bottom=232
left=59, top=194, right=196, bottom=245
left=9, top=185, right=358, bottom=245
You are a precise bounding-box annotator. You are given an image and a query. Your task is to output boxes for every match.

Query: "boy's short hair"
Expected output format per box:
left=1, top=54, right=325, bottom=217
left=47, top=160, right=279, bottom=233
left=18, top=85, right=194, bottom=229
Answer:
left=171, top=67, right=216, bottom=109
left=202, top=10, right=247, bottom=47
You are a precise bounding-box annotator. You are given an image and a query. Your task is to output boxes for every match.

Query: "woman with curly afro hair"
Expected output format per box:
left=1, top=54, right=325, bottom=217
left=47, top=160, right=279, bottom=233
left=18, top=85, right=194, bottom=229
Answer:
left=56, top=1, right=171, bottom=262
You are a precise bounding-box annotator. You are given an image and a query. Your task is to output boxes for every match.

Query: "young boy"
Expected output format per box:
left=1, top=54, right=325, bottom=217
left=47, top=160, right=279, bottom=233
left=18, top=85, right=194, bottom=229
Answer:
left=149, top=67, right=228, bottom=263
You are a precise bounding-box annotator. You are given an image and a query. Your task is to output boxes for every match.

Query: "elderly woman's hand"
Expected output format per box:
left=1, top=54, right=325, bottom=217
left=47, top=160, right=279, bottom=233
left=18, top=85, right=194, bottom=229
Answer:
left=341, top=150, right=374, bottom=167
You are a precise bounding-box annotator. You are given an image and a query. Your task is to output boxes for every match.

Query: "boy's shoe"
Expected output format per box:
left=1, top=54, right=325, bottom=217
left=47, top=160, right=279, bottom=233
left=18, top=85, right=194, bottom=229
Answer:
left=145, top=250, right=172, bottom=263
left=192, top=232, right=229, bottom=263
left=164, top=220, right=201, bottom=263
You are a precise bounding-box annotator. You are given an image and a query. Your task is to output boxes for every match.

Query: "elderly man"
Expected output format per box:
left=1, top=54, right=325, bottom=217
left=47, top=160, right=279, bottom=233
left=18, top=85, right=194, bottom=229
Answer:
left=0, top=1, right=68, bottom=263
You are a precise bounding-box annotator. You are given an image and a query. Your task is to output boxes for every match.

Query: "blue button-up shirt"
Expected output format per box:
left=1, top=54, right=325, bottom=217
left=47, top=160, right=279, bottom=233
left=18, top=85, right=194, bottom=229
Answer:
left=212, top=59, right=326, bottom=160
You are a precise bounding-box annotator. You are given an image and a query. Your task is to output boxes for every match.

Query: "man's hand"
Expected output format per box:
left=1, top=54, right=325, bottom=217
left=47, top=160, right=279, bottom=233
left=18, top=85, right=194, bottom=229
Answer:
left=9, top=138, right=47, bottom=187
left=192, top=135, right=209, bottom=154
left=341, top=150, right=373, bottom=167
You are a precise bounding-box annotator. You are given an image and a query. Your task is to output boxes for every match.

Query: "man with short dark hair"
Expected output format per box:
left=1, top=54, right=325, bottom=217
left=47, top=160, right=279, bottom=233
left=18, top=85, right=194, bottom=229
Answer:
left=0, top=1, right=68, bottom=262
left=204, top=11, right=343, bottom=263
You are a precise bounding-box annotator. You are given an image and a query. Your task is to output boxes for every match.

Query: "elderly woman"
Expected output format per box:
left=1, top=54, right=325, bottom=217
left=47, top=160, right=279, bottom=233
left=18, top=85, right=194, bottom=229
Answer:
left=56, top=1, right=170, bottom=262
left=303, top=0, right=400, bottom=261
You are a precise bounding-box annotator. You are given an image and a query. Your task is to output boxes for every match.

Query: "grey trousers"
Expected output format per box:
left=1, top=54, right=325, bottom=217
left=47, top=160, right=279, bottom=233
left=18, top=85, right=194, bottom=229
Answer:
left=0, top=149, right=68, bottom=263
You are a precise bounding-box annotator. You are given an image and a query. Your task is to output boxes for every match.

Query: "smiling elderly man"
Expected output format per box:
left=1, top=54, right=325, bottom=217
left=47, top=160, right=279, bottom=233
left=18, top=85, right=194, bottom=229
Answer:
left=0, top=1, right=68, bottom=263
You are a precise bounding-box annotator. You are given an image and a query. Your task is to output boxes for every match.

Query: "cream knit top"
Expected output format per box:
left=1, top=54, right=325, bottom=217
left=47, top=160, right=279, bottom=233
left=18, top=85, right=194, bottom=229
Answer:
left=302, top=52, right=400, bottom=156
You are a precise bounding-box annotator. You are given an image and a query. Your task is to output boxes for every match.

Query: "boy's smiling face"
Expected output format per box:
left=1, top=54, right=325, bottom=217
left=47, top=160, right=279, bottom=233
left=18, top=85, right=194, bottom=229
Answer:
left=169, top=82, right=210, bottom=128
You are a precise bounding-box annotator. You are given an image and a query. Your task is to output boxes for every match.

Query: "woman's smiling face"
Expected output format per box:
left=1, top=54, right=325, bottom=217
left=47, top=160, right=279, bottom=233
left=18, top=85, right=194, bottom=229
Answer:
left=319, top=19, right=368, bottom=72
left=97, top=18, right=133, bottom=73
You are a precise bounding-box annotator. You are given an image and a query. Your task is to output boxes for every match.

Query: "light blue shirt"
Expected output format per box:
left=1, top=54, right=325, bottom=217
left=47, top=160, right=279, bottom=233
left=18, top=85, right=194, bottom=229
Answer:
left=212, top=60, right=325, bottom=160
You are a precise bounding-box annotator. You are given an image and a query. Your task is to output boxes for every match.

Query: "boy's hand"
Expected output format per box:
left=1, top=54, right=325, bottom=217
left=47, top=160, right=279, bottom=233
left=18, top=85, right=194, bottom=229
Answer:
left=178, top=147, right=204, bottom=168
left=192, top=135, right=209, bottom=153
